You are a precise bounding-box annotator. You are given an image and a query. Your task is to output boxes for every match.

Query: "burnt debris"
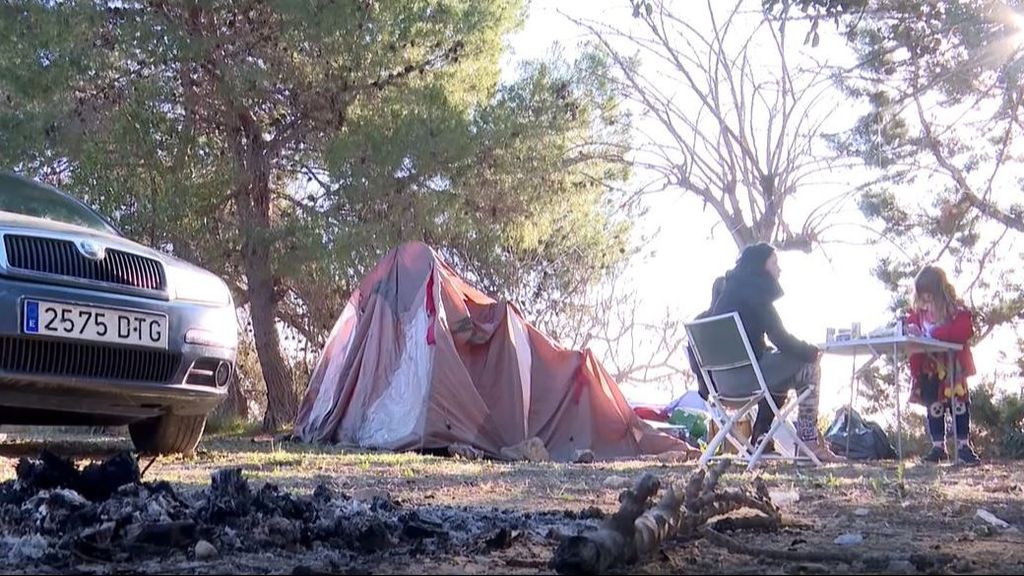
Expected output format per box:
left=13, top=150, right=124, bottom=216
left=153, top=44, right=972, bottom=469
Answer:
left=0, top=450, right=598, bottom=572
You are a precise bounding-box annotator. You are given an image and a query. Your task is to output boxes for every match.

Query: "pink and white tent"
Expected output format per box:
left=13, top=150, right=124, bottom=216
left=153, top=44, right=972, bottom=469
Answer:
left=294, top=242, right=687, bottom=461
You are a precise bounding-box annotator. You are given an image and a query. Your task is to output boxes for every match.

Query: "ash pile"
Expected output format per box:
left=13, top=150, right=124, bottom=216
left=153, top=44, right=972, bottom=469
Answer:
left=0, top=451, right=598, bottom=572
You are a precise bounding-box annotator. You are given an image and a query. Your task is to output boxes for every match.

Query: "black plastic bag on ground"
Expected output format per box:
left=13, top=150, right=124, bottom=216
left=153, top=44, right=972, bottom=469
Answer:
left=825, top=407, right=897, bottom=460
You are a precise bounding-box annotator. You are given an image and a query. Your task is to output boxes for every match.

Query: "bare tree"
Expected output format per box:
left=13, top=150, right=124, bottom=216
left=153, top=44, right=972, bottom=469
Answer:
left=566, top=279, right=694, bottom=390
left=570, top=0, right=856, bottom=253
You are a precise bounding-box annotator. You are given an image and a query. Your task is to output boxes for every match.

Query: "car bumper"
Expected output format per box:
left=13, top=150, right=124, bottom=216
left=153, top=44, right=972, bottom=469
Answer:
left=0, top=277, right=237, bottom=420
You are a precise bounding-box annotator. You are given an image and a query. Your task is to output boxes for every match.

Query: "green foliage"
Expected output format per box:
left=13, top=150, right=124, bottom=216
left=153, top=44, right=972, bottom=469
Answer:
left=295, top=48, right=635, bottom=344
left=969, top=382, right=1024, bottom=458
left=205, top=414, right=263, bottom=437
left=763, top=0, right=869, bottom=22
left=867, top=381, right=1024, bottom=460
left=858, top=190, right=912, bottom=237
left=889, top=411, right=933, bottom=458
left=0, top=1, right=634, bottom=421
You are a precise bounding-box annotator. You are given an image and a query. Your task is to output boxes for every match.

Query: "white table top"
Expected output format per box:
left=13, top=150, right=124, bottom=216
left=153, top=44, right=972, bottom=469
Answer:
left=820, top=335, right=962, bottom=357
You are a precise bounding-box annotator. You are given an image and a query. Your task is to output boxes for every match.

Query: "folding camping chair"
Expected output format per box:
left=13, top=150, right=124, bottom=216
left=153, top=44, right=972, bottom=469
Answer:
left=685, top=312, right=822, bottom=471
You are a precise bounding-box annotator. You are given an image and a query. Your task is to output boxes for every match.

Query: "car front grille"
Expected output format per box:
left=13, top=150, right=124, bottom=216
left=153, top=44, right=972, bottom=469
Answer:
left=3, top=235, right=166, bottom=292
left=0, top=337, right=180, bottom=383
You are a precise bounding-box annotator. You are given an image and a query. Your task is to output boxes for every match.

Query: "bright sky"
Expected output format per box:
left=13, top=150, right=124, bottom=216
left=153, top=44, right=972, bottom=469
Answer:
left=502, top=0, right=1018, bottom=421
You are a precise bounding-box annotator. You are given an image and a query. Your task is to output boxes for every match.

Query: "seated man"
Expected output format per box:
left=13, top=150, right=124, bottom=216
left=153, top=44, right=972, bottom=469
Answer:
left=709, top=243, right=840, bottom=463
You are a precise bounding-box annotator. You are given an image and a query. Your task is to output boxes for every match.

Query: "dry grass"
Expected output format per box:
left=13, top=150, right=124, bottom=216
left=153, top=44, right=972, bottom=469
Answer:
left=3, top=429, right=1024, bottom=574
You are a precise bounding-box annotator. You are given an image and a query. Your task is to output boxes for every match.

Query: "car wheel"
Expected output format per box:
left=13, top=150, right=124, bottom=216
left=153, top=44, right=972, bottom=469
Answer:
left=129, top=413, right=207, bottom=456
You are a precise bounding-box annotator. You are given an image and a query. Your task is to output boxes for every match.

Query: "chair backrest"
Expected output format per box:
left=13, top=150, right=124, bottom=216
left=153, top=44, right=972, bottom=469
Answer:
left=685, top=312, right=764, bottom=400
left=685, top=312, right=755, bottom=370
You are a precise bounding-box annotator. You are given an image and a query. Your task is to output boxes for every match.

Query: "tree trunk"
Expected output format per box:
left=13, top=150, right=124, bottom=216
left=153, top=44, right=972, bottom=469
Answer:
left=230, top=109, right=298, bottom=432
left=246, top=249, right=298, bottom=431
left=236, top=197, right=297, bottom=431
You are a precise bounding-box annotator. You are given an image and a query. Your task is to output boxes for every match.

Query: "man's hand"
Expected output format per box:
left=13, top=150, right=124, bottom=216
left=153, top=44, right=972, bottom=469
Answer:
left=907, top=324, right=923, bottom=337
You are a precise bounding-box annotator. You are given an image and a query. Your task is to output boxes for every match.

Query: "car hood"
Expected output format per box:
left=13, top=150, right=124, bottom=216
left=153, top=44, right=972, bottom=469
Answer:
left=0, top=210, right=201, bottom=274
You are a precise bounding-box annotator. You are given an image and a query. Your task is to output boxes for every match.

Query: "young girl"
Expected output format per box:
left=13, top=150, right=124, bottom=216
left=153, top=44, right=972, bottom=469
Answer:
left=906, top=265, right=979, bottom=465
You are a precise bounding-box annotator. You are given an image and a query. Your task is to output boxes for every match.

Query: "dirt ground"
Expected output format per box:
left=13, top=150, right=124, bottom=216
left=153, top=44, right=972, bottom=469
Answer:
left=2, top=430, right=1024, bottom=575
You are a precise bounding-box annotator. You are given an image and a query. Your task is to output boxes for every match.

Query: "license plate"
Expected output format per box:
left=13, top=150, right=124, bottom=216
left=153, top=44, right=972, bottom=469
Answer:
left=22, top=299, right=169, bottom=350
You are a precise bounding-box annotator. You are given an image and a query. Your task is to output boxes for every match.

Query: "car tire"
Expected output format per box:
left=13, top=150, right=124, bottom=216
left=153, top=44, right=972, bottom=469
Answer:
left=129, top=413, right=207, bottom=456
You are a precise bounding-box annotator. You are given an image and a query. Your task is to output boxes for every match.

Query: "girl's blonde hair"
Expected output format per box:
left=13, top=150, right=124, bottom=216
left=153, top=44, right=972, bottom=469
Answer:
left=914, top=265, right=962, bottom=322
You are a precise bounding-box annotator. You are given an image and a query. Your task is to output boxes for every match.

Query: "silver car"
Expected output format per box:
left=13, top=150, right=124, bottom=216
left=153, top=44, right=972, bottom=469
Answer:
left=0, top=173, right=237, bottom=454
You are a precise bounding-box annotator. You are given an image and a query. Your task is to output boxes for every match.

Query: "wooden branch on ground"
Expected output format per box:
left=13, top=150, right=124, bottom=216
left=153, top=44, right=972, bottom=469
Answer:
left=551, top=459, right=957, bottom=575
left=550, top=462, right=781, bottom=575
left=702, top=527, right=956, bottom=572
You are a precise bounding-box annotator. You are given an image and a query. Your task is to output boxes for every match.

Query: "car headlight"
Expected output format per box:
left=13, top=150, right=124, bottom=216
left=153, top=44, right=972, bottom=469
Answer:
left=185, top=306, right=239, bottom=350
left=167, top=265, right=233, bottom=306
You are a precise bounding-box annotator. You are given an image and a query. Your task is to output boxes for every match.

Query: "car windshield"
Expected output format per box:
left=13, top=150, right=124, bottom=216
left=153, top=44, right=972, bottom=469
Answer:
left=0, top=175, right=115, bottom=234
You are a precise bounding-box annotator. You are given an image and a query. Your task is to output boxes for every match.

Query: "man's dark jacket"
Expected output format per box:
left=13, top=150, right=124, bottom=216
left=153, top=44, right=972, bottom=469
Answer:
left=710, top=269, right=817, bottom=363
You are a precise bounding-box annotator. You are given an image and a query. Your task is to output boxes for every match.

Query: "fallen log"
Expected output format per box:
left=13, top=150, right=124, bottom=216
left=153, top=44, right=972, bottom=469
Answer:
left=551, top=461, right=779, bottom=575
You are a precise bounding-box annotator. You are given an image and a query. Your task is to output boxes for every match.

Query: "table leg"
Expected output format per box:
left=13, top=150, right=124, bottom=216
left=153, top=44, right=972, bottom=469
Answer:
left=894, top=342, right=903, bottom=463
left=949, top=351, right=959, bottom=464
left=846, top=352, right=857, bottom=457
